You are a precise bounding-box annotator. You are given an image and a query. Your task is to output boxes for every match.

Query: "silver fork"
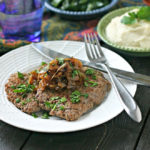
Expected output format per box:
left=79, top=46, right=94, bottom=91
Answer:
left=84, top=33, right=142, bottom=123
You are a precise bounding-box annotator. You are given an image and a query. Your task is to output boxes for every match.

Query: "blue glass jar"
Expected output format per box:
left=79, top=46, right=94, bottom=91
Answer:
left=0, top=0, right=45, bottom=42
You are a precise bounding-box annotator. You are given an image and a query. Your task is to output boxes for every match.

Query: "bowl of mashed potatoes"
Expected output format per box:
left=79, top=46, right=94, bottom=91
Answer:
left=97, top=6, right=150, bottom=56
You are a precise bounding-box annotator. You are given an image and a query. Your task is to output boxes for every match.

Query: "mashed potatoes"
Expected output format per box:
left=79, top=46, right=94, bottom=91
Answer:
left=106, top=9, right=150, bottom=49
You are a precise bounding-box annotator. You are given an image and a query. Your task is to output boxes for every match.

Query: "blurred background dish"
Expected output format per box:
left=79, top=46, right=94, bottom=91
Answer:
left=119, top=0, right=144, bottom=7
left=45, top=0, right=119, bottom=20
left=97, top=6, right=150, bottom=57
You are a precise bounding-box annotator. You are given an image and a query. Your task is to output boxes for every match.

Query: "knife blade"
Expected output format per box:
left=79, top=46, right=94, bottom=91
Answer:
left=31, top=43, right=150, bottom=87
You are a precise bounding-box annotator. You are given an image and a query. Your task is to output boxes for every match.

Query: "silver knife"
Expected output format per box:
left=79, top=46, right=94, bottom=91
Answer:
left=31, top=43, right=150, bottom=87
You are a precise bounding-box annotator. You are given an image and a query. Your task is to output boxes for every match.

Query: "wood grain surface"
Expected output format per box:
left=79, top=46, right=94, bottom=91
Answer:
left=0, top=121, right=30, bottom=150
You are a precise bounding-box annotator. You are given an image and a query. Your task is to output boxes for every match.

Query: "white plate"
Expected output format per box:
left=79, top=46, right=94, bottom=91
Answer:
left=0, top=40, right=137, bottom=133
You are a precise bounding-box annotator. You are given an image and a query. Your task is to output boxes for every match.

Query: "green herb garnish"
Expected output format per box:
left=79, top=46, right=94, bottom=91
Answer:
left=45, top=101, right=56, bottom=109
left=72, top=69, right=79, bottom=78
left=59, top=105, right=65, bottom=110
left=69, top=62, right=73, bottom=68
left=71, top=90, right=81, bottom=96
left=50, top=96, right=60, bottom=100
left=81, top=93, right=89, bottom=99
left=50, top=104, right=55, bottom=109
left=92, top=75, right=96, bottom=80
left=13, top=84, right=35, bottom=95
left=41, top=62, right=47, bottom=66
left=18, top=72, right=24, bottom=79
left=21, top=101, right=26, bottom=106
left=11, top=85, right=16, bottom=89
left=42, top=112, right=49, bottom=119
left=60, top=97, right=67, bottom=103
left=26, top=99, right=31, bottom=103
left=56, top=58, right=64, bottom=65
left=85, top=68, right=94, bottom=75
left=52, top=104, right=57, bottom=110
left=88, top=81, right=98, bottom=87
left=32, top=113, right=38, bottom=118
left=15, top=98, right=21, bottom=103
left=70, top=90, right=81, bottom=103
left=44, top=73, right=48, bottom=77
left=45, top=101, right=51, bottom=108
left=121, top=15, right=137, bottom=25
left=70, top=90, right=89, bottom=103
left=85, top=77, right=89, bottom=81
left=121, top=7, right=150, bottom=25
left=84, top=81, right=88, bottom=87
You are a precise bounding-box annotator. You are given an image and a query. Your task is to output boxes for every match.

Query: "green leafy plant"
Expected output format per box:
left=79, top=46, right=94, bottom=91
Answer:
left=121, top=7, right=150, bottom=25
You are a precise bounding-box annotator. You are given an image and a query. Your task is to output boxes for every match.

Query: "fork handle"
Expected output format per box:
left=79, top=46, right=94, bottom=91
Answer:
left=103, top=64, right=142, bottom=122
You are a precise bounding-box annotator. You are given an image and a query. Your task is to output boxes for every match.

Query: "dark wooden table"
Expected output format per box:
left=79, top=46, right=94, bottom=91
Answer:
left=0, top=45, right=150, bottom=150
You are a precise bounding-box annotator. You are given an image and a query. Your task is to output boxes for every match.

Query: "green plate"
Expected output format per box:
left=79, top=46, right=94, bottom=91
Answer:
left=97, top=7, right=150, bottom=57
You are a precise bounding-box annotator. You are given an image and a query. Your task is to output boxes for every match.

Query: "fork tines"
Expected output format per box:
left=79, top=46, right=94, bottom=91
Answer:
left=84, top=33, right=104, bottom=59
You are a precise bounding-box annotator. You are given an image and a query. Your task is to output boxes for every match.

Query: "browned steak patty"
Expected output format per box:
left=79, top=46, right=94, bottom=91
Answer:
left=36, top=70, right=111, bottom=121
left=5, top=73, right=40, bottom=114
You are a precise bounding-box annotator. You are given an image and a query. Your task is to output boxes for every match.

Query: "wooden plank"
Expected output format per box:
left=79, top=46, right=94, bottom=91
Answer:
left=136, top=113, right=150, bottom=150
left=22, top=124, right=107, bottom=150
left=22, top=55, right=150, bottom=150
left=0, top=121, right=30, bottom=150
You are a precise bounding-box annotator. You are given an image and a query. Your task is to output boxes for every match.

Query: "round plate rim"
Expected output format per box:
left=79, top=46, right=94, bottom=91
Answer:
left=0, top=40, right=137, bottom=133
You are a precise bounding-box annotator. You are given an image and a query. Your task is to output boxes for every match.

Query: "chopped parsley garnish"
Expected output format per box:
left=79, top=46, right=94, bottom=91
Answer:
left=11, top=85, right=16, bottom=89
left=13, top=84, right=35, bottom=95
left=52, top=63, right=55, bottom=66
left=81, top=93, right=89, bottom=99
left=32, top=113, right=38, bottom=118
left=84, top=81, right=88, bottom=87
left=88, top=81, right=98, bottom=87
left=22, top=93, right=27, bottom=98
left=50, top=104, right=55, bottom=108
left=69, top=62, right=73, bottom=68
left=60, top=97, right=67, bottom=103
left=85, top=68, right=97, bottom=81
left=50, top=96, right=60, bottom=100
left=92, top=75, right=96, bottom=80
left=72, top=90, right=81, bottom=96
left=59, top=105, right=65, bottom=110
left=52, top=104, right=57, bottom=110
left=56, top=58, right=64, bottom=65
left=21, top=101, right=26, bottom=106
left=42, top=112, right=49, bottom=119
left=41, top=62, right=47, bottom=66
left=85, top=68, right=94, bottom=75
left=26, top=99, right=31, bottom=103
left=45, top=101, right=56, bottom=109
left=70, top=90, right=88, bottom=103
left=72, top=69, right=79, bottom=78
left=15, top=98, right=20, bottom=103
left=44, top=73, right=48, bottom=77
left=45, top=97, right=67, bottom=110
left=121, top=7, right=150, bottom=25
left=17, top=72, right=24, bottom=79
left=85, top=77, right=89, bottom=81
left=70, top=90, right=81, bottom=103
left=45, top=101, right=51, bottom=108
